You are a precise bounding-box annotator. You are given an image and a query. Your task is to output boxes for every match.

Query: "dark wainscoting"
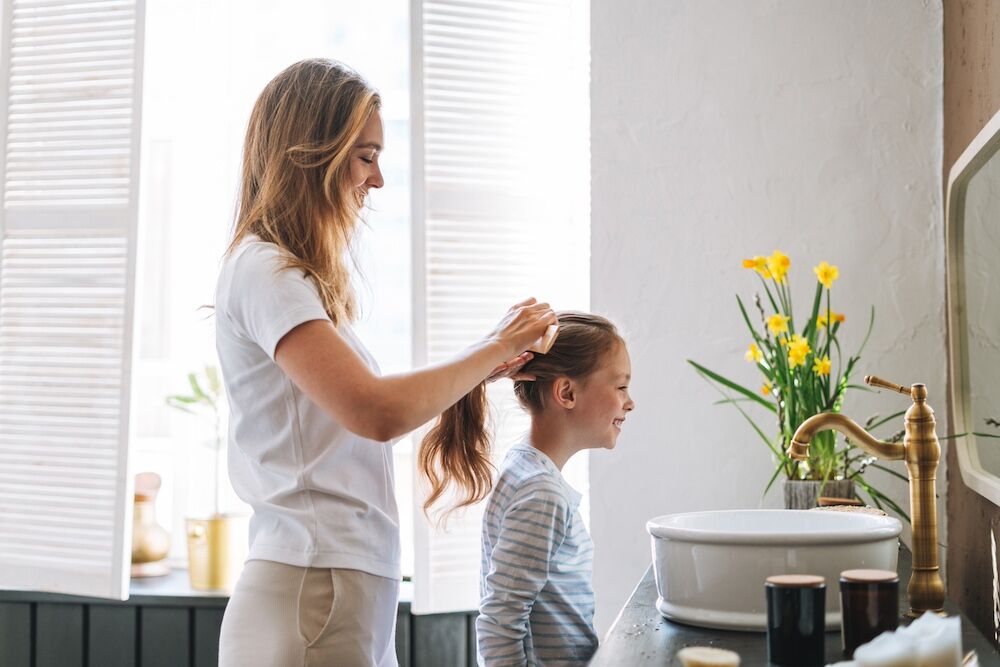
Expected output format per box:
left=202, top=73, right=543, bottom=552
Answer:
left=0, top=572, right=477, bottom=667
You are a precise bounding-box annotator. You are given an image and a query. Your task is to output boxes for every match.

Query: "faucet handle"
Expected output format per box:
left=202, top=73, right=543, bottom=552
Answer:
left=864, top=375, right=911, bottom=395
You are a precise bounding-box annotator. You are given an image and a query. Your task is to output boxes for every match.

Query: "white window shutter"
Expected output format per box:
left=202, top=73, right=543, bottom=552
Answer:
left=411, top=0, right=589, bottom=614
left=0, top=0, right=145, bottom=600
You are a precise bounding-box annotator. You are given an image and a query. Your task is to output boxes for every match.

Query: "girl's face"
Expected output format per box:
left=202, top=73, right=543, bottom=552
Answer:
left=349, top=110, right=385, bottom=203
left=573, top=341, right=635, bottom=450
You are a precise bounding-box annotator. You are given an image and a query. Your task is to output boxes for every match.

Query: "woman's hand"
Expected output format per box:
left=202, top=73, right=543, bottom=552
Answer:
left=486, top=351, right=535, bottom=383
left=486, top=298, right=557, bottom=360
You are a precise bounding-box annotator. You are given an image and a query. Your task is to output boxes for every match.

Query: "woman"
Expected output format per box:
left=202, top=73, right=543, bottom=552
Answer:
left=215, top=59, right=555, bottom=667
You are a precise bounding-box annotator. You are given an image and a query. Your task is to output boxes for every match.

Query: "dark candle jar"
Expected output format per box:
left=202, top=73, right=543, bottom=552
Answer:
left=765, top=574, right=826, bottom=666
left=839, top=568, right=899, bottom=658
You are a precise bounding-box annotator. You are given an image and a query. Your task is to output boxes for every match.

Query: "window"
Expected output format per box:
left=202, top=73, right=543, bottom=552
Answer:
left=0, top=0, right=588, bottom=603
left=411, top=0, right=590, bottom=612
left=136, top=1, right=589, bottom=601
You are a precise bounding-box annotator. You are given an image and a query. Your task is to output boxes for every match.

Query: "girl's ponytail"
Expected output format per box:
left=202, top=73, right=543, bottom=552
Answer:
left=419, top=311, right=623, bottom=517
left=418, top=382, right=493, bottom=515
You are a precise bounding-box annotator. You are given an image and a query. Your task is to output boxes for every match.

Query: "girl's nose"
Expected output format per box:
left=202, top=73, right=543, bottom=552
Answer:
left=369, top=165, right=384, bottom=189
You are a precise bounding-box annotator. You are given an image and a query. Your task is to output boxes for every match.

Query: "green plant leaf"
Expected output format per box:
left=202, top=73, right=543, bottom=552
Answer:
left=941, top=431, right=1000, bottom=441
left=691, top=363, right=783, bottom=461
left=756, top=273, right=781, bottom=315
left=732, top=401, right=784, bottom=461
left=803, top=282, right=824, bottom=341
left=687, top=360, right=776, bottom=413
left=866, top=410, right=907, bottom=433
left=206, top=365, right=222, bottom=396
left=763, top=457, right=790, bottom=497
left=712, top=398, right=758, bottom=406
left=165, top=401, right=197, bottom=415
left=869, top=463, right=909, bottom=483
left=736, top=295, right=765, bottom=344
left=188, top=372, right=209, bottom=401
left=856, top=306, right=876, bottom=356
left=854, top=476, right=911, bottom=523
left=732, top=405, right=781, bottom=457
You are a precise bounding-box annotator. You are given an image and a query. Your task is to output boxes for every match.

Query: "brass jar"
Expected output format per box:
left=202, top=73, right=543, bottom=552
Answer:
left=186, top=514, right=248, bottom=591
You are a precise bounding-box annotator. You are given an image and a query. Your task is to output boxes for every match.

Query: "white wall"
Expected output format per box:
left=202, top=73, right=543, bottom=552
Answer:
left=590, top=0, right=943, bottom=633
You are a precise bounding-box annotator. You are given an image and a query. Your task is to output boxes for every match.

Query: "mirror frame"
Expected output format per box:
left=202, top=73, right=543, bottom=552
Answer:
left=945, top=106, right=1000, bottom=507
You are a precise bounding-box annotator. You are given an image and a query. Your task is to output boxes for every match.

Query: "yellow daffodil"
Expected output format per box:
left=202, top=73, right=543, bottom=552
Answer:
left=766, top=250, right=791, bottom=284
left=787, top=334, right=811, bottom=368
left=813, top=355, right=832, bottom=376
left=761, top=381, right=773, bottom=396
left=817, top=310, right=846, bottom=328
left=745, top=342, right=762, bottom=363
left=766, top=314, right=789, bottom=335
left=813, top=261, right=839, bottom=289
left=742, top=256, right=771, bottom=279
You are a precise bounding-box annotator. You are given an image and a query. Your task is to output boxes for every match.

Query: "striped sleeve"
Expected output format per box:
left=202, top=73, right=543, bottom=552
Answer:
left=477, top=480, right=570, bottom=666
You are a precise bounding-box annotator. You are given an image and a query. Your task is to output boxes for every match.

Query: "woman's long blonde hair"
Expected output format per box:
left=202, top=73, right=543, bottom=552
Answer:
left=418, top=312, right=624, bottom=516
left=228, top=58, right=380, bottom=325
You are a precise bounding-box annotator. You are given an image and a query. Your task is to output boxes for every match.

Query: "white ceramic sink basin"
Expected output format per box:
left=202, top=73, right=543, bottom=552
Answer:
left=647, top=509, right=901, bottom=632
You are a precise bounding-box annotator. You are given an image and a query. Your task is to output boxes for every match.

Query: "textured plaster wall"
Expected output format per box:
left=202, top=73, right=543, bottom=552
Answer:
left=590, top=1, right=944, bottom=633
left=944, top=0, right=1000, bottom=645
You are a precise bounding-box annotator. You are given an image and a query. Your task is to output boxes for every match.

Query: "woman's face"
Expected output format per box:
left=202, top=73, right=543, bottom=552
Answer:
left=349, top=110, right=385, bottom=203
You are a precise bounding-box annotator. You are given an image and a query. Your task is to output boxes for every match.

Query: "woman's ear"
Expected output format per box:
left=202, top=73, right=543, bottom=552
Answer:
left=550, top=377, right=576, bottom=409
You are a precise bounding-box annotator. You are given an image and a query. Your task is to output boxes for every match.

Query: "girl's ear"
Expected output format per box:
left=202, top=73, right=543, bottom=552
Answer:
left=551, top=377, right=576, bottom=409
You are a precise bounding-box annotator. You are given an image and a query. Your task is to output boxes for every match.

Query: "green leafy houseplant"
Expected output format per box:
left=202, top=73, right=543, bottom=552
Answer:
left=166, top=365, right=225, bottom=517
left=687, top=250, right=910, bottom=521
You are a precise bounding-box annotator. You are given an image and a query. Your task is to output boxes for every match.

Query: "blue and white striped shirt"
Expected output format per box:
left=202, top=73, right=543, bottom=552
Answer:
left=477, top=443, right=598, bottom=667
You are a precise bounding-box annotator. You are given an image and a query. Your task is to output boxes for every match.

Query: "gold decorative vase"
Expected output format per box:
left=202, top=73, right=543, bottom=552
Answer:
left=186, top=514, right=248, bottom=591
left=131, top=472, right=170, bottom=578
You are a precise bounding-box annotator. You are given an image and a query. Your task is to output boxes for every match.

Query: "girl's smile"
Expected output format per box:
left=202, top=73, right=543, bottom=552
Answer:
left=572, top=341, right=634, bottom=449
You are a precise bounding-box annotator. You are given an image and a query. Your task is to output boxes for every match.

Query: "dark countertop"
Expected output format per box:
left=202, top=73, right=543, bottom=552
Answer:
left=590, top=545, right=999, bottom=666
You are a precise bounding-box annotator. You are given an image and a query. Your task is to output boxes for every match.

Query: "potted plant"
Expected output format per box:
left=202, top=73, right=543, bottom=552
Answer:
left=688, top=250, right=909, bottom=520
left=166, top=365, right=248, bottom=590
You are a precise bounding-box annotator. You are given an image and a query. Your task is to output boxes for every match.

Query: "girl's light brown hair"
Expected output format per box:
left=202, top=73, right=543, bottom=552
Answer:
left=418, top=312, right=624, bottom=516
left=228, top=58, right=380, bottom=325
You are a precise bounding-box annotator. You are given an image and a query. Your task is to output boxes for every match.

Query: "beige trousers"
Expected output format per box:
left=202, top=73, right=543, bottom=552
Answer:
left=219, top=560, right=399, bottom=667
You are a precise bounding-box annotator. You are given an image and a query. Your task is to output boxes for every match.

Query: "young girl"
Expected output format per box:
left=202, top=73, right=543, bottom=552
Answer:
left=420, top=312, right=635, bottom=666
left=214, top=59, right=555, bottom=667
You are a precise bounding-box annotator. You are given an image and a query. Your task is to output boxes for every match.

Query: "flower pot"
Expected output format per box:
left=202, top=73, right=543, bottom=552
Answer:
left=186, top=514, right=249, bottom=591
left=783, top=479, right=855, bottom=510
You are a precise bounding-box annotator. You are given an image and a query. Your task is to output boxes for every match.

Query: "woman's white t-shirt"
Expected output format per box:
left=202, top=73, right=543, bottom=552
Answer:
left=215, top=237, right=400, bottom=580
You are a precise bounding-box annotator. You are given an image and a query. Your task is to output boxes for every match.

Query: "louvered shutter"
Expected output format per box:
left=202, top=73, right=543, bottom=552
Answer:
left=0, top=0, right=145, bottom=600
left=411, top=0, right=589, bottom=614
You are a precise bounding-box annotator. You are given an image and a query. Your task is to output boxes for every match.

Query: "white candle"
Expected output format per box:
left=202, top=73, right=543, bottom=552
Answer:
left=676, top=646, right=740, bottom=667
left=854, top=632, right=918, bottom=666
left=896, top=612, right=962, bottom=667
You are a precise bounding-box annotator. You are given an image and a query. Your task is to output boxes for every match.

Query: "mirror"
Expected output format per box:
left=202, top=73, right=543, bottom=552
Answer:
left=946, top=108, right=1000, bottom=506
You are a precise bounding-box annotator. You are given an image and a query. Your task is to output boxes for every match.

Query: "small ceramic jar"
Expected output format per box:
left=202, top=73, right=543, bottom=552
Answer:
left=839, top=568, right=899, bottom=658
left=765, top=574, right=826, bottom=666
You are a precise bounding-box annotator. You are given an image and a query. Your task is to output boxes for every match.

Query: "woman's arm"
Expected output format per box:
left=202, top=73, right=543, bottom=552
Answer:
left=274, top=299, right=555, bottom=442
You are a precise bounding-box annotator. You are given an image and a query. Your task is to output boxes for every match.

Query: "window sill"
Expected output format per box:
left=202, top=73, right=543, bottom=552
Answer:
left=0, top=569, right=415, bottom=609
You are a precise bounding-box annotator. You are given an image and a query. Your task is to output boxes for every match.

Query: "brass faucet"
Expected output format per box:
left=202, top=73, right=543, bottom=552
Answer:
left=787, top=374, right=945, bottom=616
